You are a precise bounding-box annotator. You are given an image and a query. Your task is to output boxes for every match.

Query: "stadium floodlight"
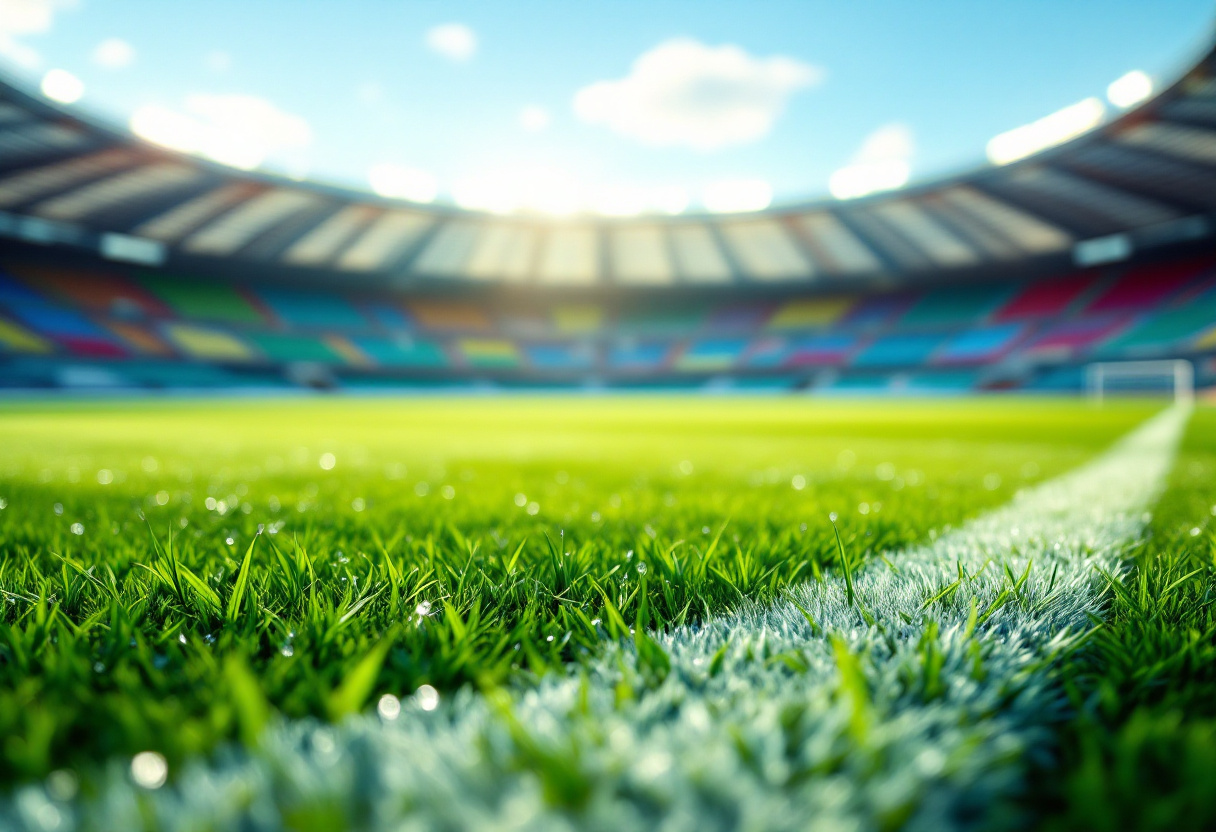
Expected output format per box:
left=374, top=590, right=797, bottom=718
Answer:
left=40, top=69, right=84, bottom=104
left=702, top=179, right=772, bottom=213
left=1086, top=359, right=1194, bottom=405
left=986, top=98, right=1105, bottom=166
left=829, top=159, right=910, bottom=200
left=1107, top=70, right=1153, bottom=109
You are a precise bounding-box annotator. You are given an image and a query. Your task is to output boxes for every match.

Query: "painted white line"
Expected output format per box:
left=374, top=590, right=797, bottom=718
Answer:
left=7, top=406, right=1191, bottom=832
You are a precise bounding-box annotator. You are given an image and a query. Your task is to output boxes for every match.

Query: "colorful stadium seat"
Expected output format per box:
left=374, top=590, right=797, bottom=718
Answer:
left=787, top=333, right=857, bottom=365
left=853, top=333, right=946, bottom=367
left=350, top=336, right=447, bottom=367
left=676, top=338, right=749, bottom=371
left=994, top=274, right=1094, bottom=320
left=899, top=285, right=1013, bottom=328
left=936, top=323, right=1025, bottom=364
left=255, top=288, right=369, bottom=329
left=142, top=276, right=265, bottom=324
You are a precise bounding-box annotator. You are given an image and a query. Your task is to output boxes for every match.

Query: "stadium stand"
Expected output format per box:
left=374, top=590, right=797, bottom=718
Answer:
left=1, top=47, right=1215, bottom=393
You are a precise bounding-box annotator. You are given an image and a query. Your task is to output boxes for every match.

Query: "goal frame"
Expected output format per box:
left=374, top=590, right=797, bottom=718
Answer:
left=1085, top=359, right=1194, bottom=404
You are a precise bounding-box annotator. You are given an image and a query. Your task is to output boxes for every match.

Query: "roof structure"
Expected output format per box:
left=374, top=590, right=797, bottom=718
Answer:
left=0, top=45, right=1214, bottom=291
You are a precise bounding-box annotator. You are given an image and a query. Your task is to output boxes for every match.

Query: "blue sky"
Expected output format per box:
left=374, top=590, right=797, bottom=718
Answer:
left=1, top=0, right=1212, bottom=213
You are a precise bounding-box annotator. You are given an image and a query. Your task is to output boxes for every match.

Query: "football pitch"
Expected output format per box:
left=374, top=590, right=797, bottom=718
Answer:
left=0, top=397, right=1213, bottom=831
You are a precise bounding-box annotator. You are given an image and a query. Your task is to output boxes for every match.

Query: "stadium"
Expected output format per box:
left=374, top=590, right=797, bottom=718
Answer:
left=1, top=5, right=1215, bottom=831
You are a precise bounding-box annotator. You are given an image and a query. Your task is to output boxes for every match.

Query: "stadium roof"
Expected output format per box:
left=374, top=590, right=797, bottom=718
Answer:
left=1, top=44, right=1214, bottom=291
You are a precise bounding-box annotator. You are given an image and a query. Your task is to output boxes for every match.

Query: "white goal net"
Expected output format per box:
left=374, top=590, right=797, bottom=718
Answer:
left=1085, top=359, right=1194, bottom=404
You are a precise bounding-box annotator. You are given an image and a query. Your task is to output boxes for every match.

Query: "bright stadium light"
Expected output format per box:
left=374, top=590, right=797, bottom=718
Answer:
left=368, top=164, right=439, bottom=203
left=1107, top=70, right=1153, bottom=108
left=40, top=69, right=84, bottom=104
left=701, top=179, right=772, bottom=213
left=986, top=97, right=1106, bottom=165
left=829, top=159, right=910, bottom=200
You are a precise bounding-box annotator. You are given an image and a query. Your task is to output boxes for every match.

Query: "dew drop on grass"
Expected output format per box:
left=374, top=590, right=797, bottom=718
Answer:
left=178, top=633, right=187, bottom=644
left=53, top=503, right=63, bottom=515
left=351, top=498, right=365, bottom=512
left=416, top=684, right=440, bottom=711
left=0, top=498, right=6, bottom=509
left=526, top=501, right=539, bottom=515
left=415, top=601, right=432, bottom=617
left=225, top=537, right=234, bottom=546
left=636, top=563, right=647, bottom=574
left=155, top=490, right=169, bottom=505
left=829, top=512, right=838, bottom=523
left=441, top=485, right=455, bottom=499
left=281, top=644, right=294, bottom=657
left=514, top=493, right=527, bottom=507
left=377, top=694, right=401, bottom=720
left=318, top=453, right=336, bottom=471
left=130, top=751, right=168, bottom=789
left=791, top=474, right=807, bottom=490
left=96, top=469, right=113, bottom=485
left=70, top=523, right=84, bottom=535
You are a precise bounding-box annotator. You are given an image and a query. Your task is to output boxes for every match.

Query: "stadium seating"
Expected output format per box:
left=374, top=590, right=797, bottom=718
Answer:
left=1, top=249, right=1213, bottom=392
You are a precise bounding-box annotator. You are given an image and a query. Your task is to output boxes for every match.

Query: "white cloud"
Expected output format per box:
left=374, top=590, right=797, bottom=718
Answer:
left=426, top=23, right=477, bottom=62
left=518, top=105, right=550, bottom=132
left=0, top=0, right=77, bottom=69
left=573, top=38, right=821, bottom=151
left=829, top=123, right=915, bottom=200
left=92, top=37, right=134, bottom=69
left=130, top=94, right=312, bottom=172
left=852, top=122, right=914, bottom=163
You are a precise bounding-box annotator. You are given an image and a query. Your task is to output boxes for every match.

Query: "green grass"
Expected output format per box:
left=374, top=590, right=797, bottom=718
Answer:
left=1032, top=406, right=1216, bottom=832
left=0, top=397, right=1161, bottom=789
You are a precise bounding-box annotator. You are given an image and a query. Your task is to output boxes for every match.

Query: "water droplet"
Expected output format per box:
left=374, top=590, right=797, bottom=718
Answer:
left=415, top=601, right=432, bottom=617
left=828, top=512, right=838, bottom=523
left=53, top=503, right=63, bottom=515
left=351, top=498, right=365, bottom=512
left=441, top=485, right=455, bottom=500
left=636, top=563, right=647, bottom=574
left=377, top=693, right=401, bottom=720
left=96, top=469, right=113, bottom=485
left=225, top=537, right=234, bottom=546
left=319, top=453, right=336, bottom=471
left=416, top=684, right=440, bottom=711
left=131, top=751, right=167, bottom=789
left=514, top=493, right=527, bottom=507
left=526, top=501, right=539, bottom=516
left=791, top=474, right=807, bottom=491
left=281, top=644, right=294, bottom=657
left=178, top=633, right=187, bottom=644
left=155, top=490, right=169, bottom=505
left=70, top=522, right=84, bottom=535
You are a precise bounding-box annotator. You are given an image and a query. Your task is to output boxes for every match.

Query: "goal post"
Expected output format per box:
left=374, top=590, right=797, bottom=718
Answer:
left=1085, top=359, right=1194, bottom=404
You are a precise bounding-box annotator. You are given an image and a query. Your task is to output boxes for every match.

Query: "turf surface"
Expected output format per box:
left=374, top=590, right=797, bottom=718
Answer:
left=0, top=396, right=1180, bottom=827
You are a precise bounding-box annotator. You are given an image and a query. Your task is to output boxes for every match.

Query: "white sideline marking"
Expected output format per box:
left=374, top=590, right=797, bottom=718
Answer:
left=7, top=407, right=1191, bottom=832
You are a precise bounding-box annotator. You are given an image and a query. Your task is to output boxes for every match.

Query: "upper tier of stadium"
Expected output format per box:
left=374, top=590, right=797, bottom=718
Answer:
left=1, top=44, right=1215, bottom=292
